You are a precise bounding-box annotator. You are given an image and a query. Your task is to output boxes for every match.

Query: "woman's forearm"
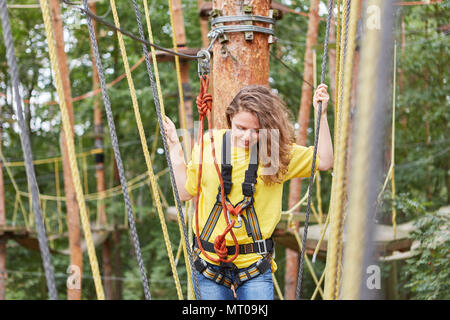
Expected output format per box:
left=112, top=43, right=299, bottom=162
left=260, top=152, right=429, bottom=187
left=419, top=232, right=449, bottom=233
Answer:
left=317, top=114, right=334, bottom=171
left=168, top=141, right=193, bottom=201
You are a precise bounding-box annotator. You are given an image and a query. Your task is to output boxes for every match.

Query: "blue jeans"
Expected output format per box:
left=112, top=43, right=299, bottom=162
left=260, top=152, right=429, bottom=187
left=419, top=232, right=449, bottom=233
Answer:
left=194, top=263, right=274, bottom=300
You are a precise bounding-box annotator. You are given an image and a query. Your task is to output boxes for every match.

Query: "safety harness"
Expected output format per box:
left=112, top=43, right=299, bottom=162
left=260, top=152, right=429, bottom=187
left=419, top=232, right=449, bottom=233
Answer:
left=193, top=130, right=274, bottom=293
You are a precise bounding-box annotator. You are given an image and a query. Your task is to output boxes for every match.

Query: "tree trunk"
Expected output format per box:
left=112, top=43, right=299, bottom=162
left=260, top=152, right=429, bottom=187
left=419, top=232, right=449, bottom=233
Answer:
left=285, top=0, right=320, bottom=300
left=112, top=229, right=122, bottom=300
left=49, top=0, right=82, bottom=300
left=172, top=0, right=195, bottom=155
left=211, top=0, right=272, bottom=129
left=197, top=0, right=211, bottom=48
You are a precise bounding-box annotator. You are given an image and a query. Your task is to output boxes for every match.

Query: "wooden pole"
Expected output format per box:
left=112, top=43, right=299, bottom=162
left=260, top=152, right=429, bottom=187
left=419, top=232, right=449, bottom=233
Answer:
left=0, top=114, right=6, bottom=300
left=88, top=2, right=113, bottom=300
left=49, top=0, right=82, bottom=300
left=172, top=0, right=195, bottom=153
left=285, top=0, right=320, bottom=300
left=211, top=0, right=272, bottom=129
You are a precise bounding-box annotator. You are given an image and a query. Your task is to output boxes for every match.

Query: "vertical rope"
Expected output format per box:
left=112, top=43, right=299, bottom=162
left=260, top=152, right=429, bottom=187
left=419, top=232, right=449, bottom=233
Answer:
left=296, top=0, right=334, bottom=300
left=82, top=0, right=151, bottom=300
left=0, top=0, right=57, bottom=299
left=272, top=274, right=284, bottom=300
left=323, top=0, right=351, bottom=299
left=39, top=0, right=105, bottom=300
left=391, top=42, right=397, bottom=239
left=164, top=4, right=195, bottom=294
left=328, top=0, right=359, bottom=299
left=129, top=0, right=201, bottom=299
left=108, top=0, right=184, bottom=300
left=323, top=2, right=347, bottom=267
left=341, top=0, right=395, bottom=299
left=141, top=0, right=196, bottom=299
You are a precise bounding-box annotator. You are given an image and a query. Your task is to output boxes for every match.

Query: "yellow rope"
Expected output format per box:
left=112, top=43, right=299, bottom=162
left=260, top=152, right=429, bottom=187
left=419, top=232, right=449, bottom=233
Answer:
left=54, top=159, right=63, bottom=234
left=340, top=0, right=378, bottom=300
left=109, top=0, right=183, bottom=299
left=17, top=169, right=166, bottom=202
left=324, top=0, right=359, bottom=299
left=143, top=0, right=195, bottom=299
left=312, top=210, right=331, bottom=262
left=322, top=0, right=345, bottom=297
left=150, top=121, right=160, bottom=161
left=156, top=182, right=169, bottom=209
left=289, top=219, right=325, bottom=299
left=310, top=201, right=321, bottom=227
left=39, top=0, right=105, bottom=299
left=12, top=194, right=19, bottom=226
left=272, top=273, right=284, bottom=300
left=316, top=174, right=323, bottom=225
left=82, top=154, right=89, bottom=194
left=0, top=150, right=30, bottom=229
left=311, top=268, right=326, bottom=300
left=4, top=148, right=103, bottom=167
left=283, top=173, right=317, bottom=215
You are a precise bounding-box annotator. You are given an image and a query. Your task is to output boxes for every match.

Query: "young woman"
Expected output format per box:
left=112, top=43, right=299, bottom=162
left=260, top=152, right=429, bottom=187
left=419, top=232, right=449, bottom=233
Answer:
left=163, top=83, right=333, bottom=300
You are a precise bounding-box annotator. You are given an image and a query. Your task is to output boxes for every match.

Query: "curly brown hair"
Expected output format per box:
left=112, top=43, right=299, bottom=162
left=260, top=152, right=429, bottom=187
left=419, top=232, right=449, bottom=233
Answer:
left=225, top=85, right=295, bottom=185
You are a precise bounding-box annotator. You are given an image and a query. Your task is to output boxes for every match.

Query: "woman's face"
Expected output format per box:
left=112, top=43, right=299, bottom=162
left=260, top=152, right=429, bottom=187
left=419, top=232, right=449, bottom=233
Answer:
left=230, top=110, right=260, bottom=149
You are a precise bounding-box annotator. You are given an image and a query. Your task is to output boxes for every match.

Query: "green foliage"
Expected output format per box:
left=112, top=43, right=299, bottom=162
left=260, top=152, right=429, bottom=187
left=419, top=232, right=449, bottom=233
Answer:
left=400, top=207, right=450, bottom=299
left=394, top=4, right=449, bottom=209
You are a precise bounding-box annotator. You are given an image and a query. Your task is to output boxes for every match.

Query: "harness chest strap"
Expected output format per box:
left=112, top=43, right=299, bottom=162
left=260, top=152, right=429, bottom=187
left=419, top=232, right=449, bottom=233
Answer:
left=195, top=130, right=268, bottom=254
left=193, top=131, right=274, bottom=289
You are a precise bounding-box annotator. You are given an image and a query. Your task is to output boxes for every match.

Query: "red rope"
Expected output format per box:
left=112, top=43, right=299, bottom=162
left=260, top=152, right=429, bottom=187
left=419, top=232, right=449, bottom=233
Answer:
left=194, top=75, right=240, bottom=264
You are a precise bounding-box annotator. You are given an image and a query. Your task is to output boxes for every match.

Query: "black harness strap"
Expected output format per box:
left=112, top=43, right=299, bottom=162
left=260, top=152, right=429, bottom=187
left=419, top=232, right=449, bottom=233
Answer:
left=193, top=131, right=275, bottom=290
left=196, top=131, right=264, bottom=250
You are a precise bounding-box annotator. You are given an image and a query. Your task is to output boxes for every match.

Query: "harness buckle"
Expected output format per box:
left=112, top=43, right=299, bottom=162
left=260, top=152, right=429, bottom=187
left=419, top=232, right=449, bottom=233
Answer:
left=255, top=239, right=268, bottom=255
left=242, top=182, right=256, bottom=196
left=194, top=257, right=208, bottom=273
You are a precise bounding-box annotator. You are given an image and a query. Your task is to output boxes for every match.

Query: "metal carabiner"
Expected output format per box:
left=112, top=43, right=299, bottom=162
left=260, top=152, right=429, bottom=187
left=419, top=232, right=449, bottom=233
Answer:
left=227, top=209, right=243, bottom=229
left=197, top=49, right=211, bottom=78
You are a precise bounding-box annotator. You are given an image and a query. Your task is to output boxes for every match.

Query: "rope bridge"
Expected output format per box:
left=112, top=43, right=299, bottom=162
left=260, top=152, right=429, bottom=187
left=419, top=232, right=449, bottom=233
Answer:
left=0, top=0, right=405, bottom=300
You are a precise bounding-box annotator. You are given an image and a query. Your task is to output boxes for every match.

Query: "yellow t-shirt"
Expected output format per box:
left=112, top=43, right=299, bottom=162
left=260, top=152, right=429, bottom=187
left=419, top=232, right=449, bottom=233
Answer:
left=185, top=129, right=319, bottom=272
